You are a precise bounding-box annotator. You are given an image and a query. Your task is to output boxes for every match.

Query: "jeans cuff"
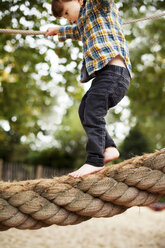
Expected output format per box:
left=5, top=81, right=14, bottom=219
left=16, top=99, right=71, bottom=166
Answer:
left=105, top=143, right=116, bottom=149
left=86, top=159, right=104, bottom=167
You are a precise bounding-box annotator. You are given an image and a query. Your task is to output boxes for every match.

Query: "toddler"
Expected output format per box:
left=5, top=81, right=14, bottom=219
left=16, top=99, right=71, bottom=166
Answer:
left=46, top=0, right=132, bottom=178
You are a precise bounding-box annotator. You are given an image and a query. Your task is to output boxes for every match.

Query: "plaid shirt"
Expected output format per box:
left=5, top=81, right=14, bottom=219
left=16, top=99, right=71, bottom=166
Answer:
left=57, top=0, right=132, bottom=82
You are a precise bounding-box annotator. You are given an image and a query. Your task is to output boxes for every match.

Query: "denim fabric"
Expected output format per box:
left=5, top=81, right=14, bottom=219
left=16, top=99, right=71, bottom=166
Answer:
left=79, top=64, right=131, bottom=167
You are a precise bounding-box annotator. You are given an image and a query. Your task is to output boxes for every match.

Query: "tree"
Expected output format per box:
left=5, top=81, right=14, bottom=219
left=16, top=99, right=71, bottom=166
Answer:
left=0, top=0, right=82, bottom=160
left=119, top=125, right=152, bottom=159
left=118, top=0, right=165, bottom=148
left=0, top=0, right=164, bottom=166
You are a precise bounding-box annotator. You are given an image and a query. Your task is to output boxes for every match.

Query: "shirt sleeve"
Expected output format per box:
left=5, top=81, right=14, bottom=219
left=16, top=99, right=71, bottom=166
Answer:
left=57, top=25, right=81, bottom=42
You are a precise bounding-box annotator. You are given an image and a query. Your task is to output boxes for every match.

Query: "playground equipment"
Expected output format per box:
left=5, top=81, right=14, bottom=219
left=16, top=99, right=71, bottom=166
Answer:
left=0, top=149, right=165, bottom=231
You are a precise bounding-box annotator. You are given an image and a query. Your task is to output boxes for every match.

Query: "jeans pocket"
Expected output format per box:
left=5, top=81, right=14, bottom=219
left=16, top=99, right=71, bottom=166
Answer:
left=108, top=84, right=128, bottom=108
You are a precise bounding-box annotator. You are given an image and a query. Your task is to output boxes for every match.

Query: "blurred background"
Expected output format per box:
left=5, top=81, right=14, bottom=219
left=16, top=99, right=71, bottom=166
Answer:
left=0, top=0, right=165, bottom=181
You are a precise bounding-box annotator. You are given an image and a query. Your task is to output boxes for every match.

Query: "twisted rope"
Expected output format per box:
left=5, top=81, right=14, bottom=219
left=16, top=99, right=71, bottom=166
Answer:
left=0, top=149, right=165, bottom=231
left=0, top=29, right=45, bottom=35
left=0, top=13, right=164, bottom=35
left=123, top=12, right=165, bottom=25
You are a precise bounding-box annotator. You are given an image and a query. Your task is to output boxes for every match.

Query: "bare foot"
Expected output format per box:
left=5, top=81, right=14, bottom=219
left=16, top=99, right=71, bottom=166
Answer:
left=69, top=164, right=105, bottom=178
left=104, top=146, right=120, bottom=164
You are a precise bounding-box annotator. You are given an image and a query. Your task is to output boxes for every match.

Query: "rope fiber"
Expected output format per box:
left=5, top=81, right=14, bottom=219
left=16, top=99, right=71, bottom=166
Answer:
left=0, top=149, right=165, bottom=231
left=0, top=13, right=165, bottom=35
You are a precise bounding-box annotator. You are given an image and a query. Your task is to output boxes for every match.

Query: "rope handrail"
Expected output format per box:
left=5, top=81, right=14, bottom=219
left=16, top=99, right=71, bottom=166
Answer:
left=0, top=149, right=165, bottom=231
left=0, top=13, right=164, bottom=35
left=123, top=12, right=165, bottom=25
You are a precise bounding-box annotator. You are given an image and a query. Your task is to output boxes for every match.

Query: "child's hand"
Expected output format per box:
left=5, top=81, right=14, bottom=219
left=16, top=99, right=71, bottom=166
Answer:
left=45, top=26, right=60, bottom=37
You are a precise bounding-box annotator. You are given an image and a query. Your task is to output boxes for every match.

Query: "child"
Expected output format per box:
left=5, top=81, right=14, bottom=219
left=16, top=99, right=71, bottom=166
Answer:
left=46, top=0, right=132, bottom=178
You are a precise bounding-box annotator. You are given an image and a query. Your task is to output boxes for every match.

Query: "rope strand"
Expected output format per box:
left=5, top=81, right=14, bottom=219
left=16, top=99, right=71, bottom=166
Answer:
left=0, top=12, right=164, bottom=35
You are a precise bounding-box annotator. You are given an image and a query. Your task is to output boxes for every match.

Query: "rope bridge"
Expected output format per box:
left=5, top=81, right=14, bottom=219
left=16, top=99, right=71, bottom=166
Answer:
left=0, top=149, right=165, bottom=231
left=0, top=13, right=165, bottom=36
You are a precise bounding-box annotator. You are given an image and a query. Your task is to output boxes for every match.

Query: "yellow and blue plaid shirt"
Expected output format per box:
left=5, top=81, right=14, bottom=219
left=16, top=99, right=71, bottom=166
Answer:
left=57, top=0, right=132, bottom=82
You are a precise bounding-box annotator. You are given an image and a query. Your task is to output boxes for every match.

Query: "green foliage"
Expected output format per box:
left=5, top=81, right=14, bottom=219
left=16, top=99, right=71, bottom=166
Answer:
left=0, top=127, right=31, bottom=162
left=0, top=1, right=53, bottom=144
left=54, top=103, right=87, bottom=168
left=114, top=0, right=165, bottom=149
left=160, top=198, right=165, bottom=203
left=23, top=148, right=77, bottom=169
left=127, top=17, right=165, bottom=147
left=0, top=0, right=81, bottom=161
left=23, top=104, right=87, bottom=169
left=119, top=125, right=153, bottom=159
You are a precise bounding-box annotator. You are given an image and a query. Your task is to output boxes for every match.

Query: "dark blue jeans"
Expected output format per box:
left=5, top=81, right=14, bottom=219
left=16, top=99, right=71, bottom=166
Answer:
left=79, top=64, right=131, bottom=167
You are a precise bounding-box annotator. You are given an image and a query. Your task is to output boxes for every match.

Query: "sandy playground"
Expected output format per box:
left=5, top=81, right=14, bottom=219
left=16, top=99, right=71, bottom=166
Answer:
left=0, top=207, right=165, bottom=248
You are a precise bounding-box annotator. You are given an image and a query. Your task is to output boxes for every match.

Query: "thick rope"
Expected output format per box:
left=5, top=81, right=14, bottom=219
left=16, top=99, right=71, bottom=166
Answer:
left=0, top=149, right=165, bottom=231
left=0, top=13, right=164, bottom=35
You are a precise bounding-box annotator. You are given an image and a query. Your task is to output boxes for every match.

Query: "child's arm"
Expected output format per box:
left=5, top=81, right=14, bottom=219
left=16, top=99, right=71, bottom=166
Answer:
left=46, top=25, right=81, bottom=42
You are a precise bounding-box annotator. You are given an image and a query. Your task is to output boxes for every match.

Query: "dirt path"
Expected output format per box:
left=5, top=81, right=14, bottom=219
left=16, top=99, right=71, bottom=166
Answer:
left=0, top=207, right=165, bottom=248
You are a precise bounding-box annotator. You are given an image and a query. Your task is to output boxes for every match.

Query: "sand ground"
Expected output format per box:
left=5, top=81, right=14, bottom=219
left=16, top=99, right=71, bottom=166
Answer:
left=0, top=207, right=165, bottom=248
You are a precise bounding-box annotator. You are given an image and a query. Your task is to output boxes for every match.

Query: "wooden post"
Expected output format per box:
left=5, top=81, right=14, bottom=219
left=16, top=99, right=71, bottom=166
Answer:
left=36, top=165, right=43, bottom=179
left=0, top=159, right=3, bottom=180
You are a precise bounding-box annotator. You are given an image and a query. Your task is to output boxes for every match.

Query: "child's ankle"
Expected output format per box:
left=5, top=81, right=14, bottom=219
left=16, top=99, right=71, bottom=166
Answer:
left=104, top=147, right=120, bottom=163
